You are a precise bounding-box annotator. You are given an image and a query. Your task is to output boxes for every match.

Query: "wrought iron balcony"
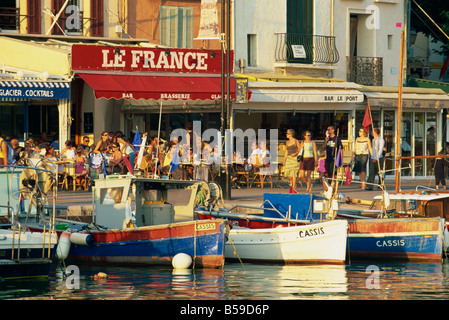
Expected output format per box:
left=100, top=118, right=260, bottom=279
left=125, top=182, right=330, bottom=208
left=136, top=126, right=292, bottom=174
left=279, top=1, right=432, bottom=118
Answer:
left=275, top=33, right=340, bottom=64
left=347, top=56, right=383, bottom=86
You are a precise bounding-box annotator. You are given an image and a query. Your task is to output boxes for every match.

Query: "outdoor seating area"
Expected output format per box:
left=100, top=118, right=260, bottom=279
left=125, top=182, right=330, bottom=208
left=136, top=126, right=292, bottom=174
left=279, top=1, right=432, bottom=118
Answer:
left=12, top=130, right=352, bottom=194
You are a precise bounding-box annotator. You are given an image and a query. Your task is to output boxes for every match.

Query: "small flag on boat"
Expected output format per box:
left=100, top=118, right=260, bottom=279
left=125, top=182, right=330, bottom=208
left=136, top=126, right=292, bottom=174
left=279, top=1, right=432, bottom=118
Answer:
left=133, top=128, right=141, bottom=152
left=170, top=148, right=180, bottom=172
left=362, top=102, right=372, bottom=134
left=439, top=56, right=449, bottom=80
left=344, top=165, right=352, bottom=186
left=335, top=147, right=343, bottom=168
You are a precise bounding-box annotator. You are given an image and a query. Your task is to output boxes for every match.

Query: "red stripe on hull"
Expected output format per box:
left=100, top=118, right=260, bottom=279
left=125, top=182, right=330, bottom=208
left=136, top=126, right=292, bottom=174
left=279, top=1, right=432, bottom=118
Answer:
left=349, top=219, right=441, bottom=234
left=92, top=220, right=223, bottom=243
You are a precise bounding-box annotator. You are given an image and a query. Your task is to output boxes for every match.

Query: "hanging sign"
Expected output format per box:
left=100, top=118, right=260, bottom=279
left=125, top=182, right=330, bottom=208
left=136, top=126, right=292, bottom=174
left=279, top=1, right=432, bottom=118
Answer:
left=291, top=45, right=307, bottom=59
left=72, top=44, right=230, bottom=74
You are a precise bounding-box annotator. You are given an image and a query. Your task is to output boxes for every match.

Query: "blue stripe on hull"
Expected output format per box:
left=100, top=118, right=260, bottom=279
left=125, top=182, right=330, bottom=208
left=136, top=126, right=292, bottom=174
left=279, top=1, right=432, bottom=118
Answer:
left=66, top=230, right=225, bottom=265
left=0, top=248, right=54, bottom=260
left=348, top=234, right=443, bottom=260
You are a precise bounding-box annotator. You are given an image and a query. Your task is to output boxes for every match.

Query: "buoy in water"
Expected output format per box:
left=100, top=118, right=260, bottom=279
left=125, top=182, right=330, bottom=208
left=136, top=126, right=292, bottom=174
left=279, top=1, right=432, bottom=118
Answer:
left=56, top=231, right=71, bottom=260
left=94, top=272, right=108, bottom=280
left=172, top=253, right=192, bottom=269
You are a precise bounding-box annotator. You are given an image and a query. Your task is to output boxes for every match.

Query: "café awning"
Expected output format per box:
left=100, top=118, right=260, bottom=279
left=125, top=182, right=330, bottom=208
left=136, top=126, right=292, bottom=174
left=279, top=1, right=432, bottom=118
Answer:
left=360, top=86, right=449, bottom=109
left=78, top=73, right=244, bottom=102
left=0, top=79, right=70, bottom=100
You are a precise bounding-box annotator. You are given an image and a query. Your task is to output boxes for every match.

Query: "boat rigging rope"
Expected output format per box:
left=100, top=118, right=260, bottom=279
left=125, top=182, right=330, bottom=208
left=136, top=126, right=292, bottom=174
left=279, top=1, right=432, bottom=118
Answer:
left=226, top=224, right=245, bottom=270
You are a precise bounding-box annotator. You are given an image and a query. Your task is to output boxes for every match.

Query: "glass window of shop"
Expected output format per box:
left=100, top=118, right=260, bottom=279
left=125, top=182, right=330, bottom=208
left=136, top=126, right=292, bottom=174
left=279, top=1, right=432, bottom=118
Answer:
left=28, top=104, right=59, bottom=142
left=268, top=111, right=349, bottom=142
left=355, top=109, right=438, bottom=177
left=0, top=102, right=24, bottom=139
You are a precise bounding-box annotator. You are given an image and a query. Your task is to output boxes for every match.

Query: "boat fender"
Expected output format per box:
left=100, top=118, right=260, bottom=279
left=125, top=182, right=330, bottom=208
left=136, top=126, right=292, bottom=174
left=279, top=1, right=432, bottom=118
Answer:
left=172, top=253, right=192, bottom=269
left=56, top=231, right=71, bottom=260
left=208, top=183, right=220, bottom=203
left=69, top=233, right=94, bottom=246
left=443, top=228, right=449, bottom=252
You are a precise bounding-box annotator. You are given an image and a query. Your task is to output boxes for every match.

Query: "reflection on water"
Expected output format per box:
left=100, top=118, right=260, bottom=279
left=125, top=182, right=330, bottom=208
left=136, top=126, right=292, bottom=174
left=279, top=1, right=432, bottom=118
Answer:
left=1, top=261, right=449, bottom=300
left=222, top=264, right=348, bottom=300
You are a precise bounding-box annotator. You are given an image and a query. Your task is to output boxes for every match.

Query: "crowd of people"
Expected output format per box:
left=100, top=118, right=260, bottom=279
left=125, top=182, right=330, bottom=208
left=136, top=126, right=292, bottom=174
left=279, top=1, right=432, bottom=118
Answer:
left=1, top=124, right=449, bottom=192
left=282, top=125, right=387, bottom=193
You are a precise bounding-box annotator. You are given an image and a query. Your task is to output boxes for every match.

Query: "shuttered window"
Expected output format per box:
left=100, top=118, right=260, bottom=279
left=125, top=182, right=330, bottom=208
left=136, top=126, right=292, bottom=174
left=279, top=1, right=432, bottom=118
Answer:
left=90, top=0, right=104, bottom=37
left=160, top=6, right=193, bottom=48
left=27, top=0, right=41, bottom=34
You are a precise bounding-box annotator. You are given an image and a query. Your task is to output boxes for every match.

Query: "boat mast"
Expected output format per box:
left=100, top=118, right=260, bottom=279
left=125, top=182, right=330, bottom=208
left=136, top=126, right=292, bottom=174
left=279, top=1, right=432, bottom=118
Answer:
left=395, top=30, right=405, bottom=193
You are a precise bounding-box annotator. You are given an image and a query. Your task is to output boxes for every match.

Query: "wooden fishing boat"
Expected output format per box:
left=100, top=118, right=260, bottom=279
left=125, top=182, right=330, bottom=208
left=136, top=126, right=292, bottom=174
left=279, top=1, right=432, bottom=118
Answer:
left=196, top=193, right=348, bottom=264
left=32, top=177, right=227, bottom=268
left=220, top=219, right=347, bottom=264
left=0, top=225, right=55, bottom=279
left=338, top=190, right=449, bottom=258
left=57, top=219, right=226, bottom=268
left=0, top=165, right=57, bottom=279
left=0, top=258, right=53, bottom=279
left=346, top=217, right=444, bottom=262
left=0, top=227, right=57, bottom=260
left=197, top=193, right=445, bottom=262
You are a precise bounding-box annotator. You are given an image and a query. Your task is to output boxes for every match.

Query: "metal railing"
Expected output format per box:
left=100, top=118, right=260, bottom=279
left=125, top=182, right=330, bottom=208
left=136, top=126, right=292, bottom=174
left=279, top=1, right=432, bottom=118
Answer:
left=347, top=56, right=383, bottom=86
left=0, top=7, right=95, bottom=35
left=0, top=7, right=20, bottom=30
left=275, top=33, right=340, bottom=64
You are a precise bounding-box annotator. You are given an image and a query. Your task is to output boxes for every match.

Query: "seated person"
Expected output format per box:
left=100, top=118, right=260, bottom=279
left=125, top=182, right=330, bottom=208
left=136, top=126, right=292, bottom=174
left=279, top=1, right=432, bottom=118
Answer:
left=59, top=140, right=76, bottom=161
left=107, top=142, right=124, bottom=174
left=10, top=139, right=25, bottom=162
left=75, top=147, right=88, bottom=190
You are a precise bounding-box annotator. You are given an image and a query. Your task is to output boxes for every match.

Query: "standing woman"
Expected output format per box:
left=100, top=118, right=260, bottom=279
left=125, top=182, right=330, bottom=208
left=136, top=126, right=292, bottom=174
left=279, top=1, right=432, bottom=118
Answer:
left=352, top=128, right=372, bottom=189
left=282, top=129, right=301, bottom=193
left=299, top=131, right=318, bottom=193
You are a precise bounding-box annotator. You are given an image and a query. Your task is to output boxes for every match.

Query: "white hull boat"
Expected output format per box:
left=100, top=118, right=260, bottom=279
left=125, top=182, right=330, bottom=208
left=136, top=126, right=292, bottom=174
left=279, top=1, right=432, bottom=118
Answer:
left=225, top=219, right=348, bottom=265
left=0, top=228, right=57, bottom=259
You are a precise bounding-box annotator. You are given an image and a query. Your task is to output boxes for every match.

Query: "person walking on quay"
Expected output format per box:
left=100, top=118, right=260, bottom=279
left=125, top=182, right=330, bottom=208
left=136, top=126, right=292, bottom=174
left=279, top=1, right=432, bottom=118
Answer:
left=322, top=125, right=342, bottom=179
left=434, top=151, right=449, bottom=190
left=299, top=131, right=318, bottom=193
left=352, top=128, right=372, bottom=189
left=283, top=129, right=301, bottom=193
left=366, top=128, right=385, bottom=190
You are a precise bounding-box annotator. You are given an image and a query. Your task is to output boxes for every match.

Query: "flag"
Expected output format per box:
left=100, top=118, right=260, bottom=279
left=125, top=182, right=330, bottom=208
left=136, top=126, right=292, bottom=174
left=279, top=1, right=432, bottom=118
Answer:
left=170, top=148, right=180, bottom=173
left=362, top=102, right=372, bottom=133
left=439, top=56, right=449, bottom=80
left=132, top=128, right=141, bottom=152
left=344, top=165, right=352, bottom=186
left=335, top=147, right=343, bottom=168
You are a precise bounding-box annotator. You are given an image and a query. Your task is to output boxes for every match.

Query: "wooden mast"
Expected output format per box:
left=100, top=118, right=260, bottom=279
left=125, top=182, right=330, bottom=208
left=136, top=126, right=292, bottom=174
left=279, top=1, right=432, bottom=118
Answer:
left=395, top=30, right=405, bottom=193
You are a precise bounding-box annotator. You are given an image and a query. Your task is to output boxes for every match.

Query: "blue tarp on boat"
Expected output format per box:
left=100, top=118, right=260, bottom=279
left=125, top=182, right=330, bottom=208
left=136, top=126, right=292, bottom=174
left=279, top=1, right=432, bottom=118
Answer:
left=263, top=193, right=326, bottom=221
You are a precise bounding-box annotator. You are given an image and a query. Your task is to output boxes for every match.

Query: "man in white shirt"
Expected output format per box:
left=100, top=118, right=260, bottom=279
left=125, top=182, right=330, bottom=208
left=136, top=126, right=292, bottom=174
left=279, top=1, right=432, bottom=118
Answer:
left=366, top=128, right=385, bottom=190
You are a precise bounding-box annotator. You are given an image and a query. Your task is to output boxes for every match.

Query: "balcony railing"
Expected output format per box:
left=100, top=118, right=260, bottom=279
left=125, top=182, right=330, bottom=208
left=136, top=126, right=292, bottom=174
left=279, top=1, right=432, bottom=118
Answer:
left=0, top=7, right=91, bottom=35
left=347, top=56, right=383, bottom=86
left=275, top=33, right=340, bottom=64
left=0, top=7, right=20, bottom=30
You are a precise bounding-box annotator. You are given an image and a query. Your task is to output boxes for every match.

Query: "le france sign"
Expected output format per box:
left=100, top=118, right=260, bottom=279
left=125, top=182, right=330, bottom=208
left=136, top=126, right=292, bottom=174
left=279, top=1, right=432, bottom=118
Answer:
left=71, top=44, right=229, bottom=74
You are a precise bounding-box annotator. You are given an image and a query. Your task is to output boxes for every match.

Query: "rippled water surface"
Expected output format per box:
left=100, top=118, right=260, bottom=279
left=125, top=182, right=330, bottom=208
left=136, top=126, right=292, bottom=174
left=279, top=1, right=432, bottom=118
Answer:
left=1, top=261, right=449, bottom=300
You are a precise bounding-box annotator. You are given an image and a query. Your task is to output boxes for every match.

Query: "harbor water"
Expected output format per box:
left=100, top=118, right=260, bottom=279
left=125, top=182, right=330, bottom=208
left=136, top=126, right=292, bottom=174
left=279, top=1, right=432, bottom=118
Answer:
left=1, top=260, right=449, bottom=301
